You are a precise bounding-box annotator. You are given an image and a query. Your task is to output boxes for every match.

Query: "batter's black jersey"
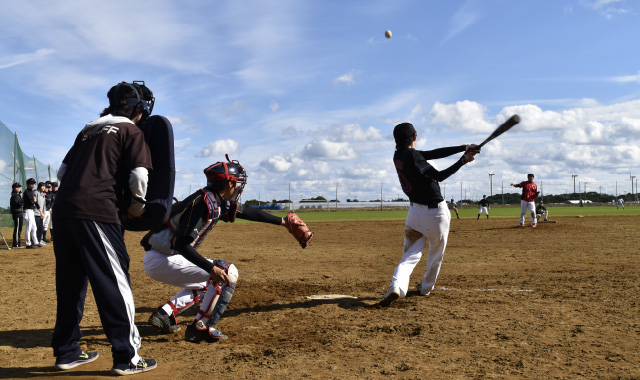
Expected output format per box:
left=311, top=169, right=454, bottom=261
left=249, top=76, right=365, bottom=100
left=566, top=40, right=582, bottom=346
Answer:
left=479, top=198, right=489, bottom=207
left=393, top=146, right=467, bottom=205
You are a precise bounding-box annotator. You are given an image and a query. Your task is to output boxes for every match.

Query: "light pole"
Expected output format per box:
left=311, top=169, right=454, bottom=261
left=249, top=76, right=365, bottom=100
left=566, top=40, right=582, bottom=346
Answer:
left=487, top=170, right=495, bottom=197
left=572, top=173, right=578, bottom=194
left=631, top=175, right=636, bottom=200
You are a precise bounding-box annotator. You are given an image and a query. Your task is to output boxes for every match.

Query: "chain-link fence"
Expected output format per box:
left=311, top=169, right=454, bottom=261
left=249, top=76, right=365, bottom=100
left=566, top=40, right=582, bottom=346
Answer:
left=1, top=120, right=57, bottom=229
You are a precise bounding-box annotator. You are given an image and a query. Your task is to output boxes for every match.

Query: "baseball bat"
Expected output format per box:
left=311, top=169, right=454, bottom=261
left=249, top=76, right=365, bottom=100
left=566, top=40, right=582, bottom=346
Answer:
left=477, top=114, right=521, bottom=148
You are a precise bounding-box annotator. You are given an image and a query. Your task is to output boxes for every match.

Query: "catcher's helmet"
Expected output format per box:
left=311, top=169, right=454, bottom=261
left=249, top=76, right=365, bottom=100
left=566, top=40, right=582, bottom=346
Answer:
left=204, top=155, right=247, bottom=202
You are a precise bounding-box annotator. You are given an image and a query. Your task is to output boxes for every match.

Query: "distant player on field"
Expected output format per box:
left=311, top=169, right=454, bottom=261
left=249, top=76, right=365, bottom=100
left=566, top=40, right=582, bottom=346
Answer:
left=536, top=202, right=548, bottom=222
left=447, top=198, right=459, bottom=219
left=477, top=195, right=489, bottom=219
left=617, top=197, right=624, bottom=210
left=511, top=173, right=538, bottom=227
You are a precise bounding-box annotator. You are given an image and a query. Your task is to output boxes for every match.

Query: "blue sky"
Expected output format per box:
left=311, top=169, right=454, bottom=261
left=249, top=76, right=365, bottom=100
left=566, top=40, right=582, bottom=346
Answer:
left=1, top=0, right=639, bottom=202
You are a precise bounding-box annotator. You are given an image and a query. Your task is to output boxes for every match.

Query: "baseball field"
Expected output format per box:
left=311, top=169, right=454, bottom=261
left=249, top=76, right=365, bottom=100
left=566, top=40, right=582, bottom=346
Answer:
left=0, top=208, right=638, bottom=379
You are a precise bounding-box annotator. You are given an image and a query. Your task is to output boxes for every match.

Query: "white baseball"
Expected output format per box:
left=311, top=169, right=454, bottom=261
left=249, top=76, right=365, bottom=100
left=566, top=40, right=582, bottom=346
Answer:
left=385, top=30, right=392, bottom=39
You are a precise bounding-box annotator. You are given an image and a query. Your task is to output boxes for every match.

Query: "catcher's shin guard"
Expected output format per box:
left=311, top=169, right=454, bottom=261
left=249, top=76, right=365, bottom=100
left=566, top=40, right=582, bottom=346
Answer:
left=194, top=260, right=238, bottom=330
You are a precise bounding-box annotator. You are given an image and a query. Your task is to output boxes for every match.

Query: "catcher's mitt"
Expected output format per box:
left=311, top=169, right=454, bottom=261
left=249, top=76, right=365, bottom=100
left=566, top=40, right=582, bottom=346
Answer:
left=285, top=212, right=313, bottom=248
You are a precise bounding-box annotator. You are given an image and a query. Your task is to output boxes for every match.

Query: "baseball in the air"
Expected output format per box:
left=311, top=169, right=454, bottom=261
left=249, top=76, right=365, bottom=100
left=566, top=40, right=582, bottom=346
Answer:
left=385, top=30, right=392, bottom=39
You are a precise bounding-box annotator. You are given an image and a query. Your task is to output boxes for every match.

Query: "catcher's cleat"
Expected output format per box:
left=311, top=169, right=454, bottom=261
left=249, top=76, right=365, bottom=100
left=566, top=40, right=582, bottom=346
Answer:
left=55, top=351, right=99, bottom=370
left=148, top=309, right=181, bottom=333
left=378, top=287, right=400, bottom=307
left=184, top=323, right=227, bottom=343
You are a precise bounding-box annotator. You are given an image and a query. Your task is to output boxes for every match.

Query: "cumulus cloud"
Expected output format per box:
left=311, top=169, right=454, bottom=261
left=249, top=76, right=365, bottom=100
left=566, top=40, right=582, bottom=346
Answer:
left=337, top=123, right=382, bottom=142
left=302, top=139, right=357, bottom=160
left=260, top=155, right=295, bottom=172
left=430, top=100, right=494, bottom=132
left=333, top=70, right=361, bottom=86
left=196, top=139, right=239, bottom=157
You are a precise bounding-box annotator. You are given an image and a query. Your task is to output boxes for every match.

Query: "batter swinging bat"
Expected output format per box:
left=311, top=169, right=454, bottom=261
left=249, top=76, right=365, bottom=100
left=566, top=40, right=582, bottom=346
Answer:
left=478, top=115, right=521, bottom=148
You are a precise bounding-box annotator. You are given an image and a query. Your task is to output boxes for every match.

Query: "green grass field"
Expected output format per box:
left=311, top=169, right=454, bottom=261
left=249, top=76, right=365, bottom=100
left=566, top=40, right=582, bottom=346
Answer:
left=0, top=205, right=637, bottom=231
left=247, top=204, right=640, bottom=223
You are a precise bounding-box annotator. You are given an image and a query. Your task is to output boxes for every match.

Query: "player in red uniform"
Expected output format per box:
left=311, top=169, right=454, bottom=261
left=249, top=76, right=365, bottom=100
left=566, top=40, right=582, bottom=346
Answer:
left=511, top=173, right=538, bottom=227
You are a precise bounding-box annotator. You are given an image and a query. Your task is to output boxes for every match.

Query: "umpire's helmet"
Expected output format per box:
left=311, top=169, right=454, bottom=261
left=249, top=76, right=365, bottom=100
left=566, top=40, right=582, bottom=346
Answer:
left=204, top=155, right=247, bottom=202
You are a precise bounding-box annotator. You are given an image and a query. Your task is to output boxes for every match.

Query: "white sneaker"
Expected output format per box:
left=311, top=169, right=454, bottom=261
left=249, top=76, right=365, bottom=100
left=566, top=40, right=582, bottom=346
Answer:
left=39, top=240, right=46, bottom=245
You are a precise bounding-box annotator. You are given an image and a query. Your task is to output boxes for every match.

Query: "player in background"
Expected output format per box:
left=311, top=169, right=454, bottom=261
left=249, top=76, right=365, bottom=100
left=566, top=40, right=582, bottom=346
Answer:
left=10, top=182, right=24, bottom=248
left=536, top=202, right=548, bottom=222
left=142, top=157, right=312, bottom=342
left=477, top=195, right=489, bottom=219
left=511, top=174, right=538, bottom=227
left=447, top=198, right=459, bottom=219
left=611, top=199, right=615, bottom=207
left=379, top=122, right=479, bottom=307
left=617, top=197, right=624, bottom=209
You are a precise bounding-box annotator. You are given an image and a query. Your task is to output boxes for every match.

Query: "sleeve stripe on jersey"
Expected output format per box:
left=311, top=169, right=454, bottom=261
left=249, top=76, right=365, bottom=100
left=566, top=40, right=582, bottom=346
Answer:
left=419, top=164, right=432, bottom=173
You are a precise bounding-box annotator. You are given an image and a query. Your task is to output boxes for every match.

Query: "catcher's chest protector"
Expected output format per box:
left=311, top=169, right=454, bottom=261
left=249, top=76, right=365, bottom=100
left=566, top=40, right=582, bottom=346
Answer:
left=122, top=115, right=176, bottom=231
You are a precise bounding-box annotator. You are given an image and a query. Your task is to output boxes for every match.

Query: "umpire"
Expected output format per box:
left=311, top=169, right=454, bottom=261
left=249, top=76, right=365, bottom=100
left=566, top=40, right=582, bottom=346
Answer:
left=379, top=122, right=479, bottom=307
left=51, top=82, right=157, bottom=375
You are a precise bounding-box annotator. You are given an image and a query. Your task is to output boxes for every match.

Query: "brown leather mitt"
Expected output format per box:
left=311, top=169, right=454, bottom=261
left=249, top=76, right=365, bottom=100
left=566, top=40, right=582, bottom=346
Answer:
left=285, top=212, right=313, bottom=248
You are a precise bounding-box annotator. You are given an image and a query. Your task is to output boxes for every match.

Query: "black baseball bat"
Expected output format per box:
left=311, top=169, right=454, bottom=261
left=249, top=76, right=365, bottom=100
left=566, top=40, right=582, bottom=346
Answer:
left=477, top=115, right=521, bottom=148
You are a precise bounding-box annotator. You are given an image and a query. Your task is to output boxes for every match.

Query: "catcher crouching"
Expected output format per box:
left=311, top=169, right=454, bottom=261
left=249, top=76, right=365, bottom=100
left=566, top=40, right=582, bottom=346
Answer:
left=141, top=156, right=313, bottom=342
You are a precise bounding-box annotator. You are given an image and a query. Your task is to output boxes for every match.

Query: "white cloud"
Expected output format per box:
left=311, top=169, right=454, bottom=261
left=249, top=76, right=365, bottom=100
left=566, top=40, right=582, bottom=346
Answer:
left=0, top=48, right=54, bottom=70
left=196, top=139, right=239, bottom=157
left=333, top=70, right=361, bottom=86
left=337, top=123, right=382, bottom=142
left=430, top=100, right=494, bottom=132
left=174, top=138, right=191, bottom=148
left=260, top=155, right=294, bottom=172
left=302, top=139, right=357, bottom=160
left=269, top=100, right=280, bottom=112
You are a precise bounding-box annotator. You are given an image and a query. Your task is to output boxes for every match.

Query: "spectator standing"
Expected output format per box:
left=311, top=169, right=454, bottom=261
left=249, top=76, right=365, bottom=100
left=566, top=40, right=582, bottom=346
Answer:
left=35, top=182, right=47, bottom=245
left=22, top=178, right=43, bottom=248
left=42, top=181, right=52, bottom=242
left=10, top=182, right=24, bottom=248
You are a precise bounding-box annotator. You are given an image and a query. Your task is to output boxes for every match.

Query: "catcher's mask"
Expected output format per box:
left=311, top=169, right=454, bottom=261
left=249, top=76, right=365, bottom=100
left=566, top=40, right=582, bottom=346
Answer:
left=204, top=154, right=247, bottom=202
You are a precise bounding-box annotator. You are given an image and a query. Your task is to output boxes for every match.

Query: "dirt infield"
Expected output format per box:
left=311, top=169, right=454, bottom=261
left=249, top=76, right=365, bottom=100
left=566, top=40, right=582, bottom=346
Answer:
left=1, top=214, right=639, bottom=379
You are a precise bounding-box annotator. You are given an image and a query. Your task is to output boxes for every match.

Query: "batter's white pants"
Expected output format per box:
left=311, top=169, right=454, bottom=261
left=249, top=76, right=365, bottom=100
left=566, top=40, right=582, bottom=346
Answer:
left=387, top=201, right=450, bottom=298
left=23, top=209, right=38, bottom=246
left=143, top=249, right=214, bottom=318
left=478, top=206, right=489, bottom=216
left=520, top=200, right=536, bottom=226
